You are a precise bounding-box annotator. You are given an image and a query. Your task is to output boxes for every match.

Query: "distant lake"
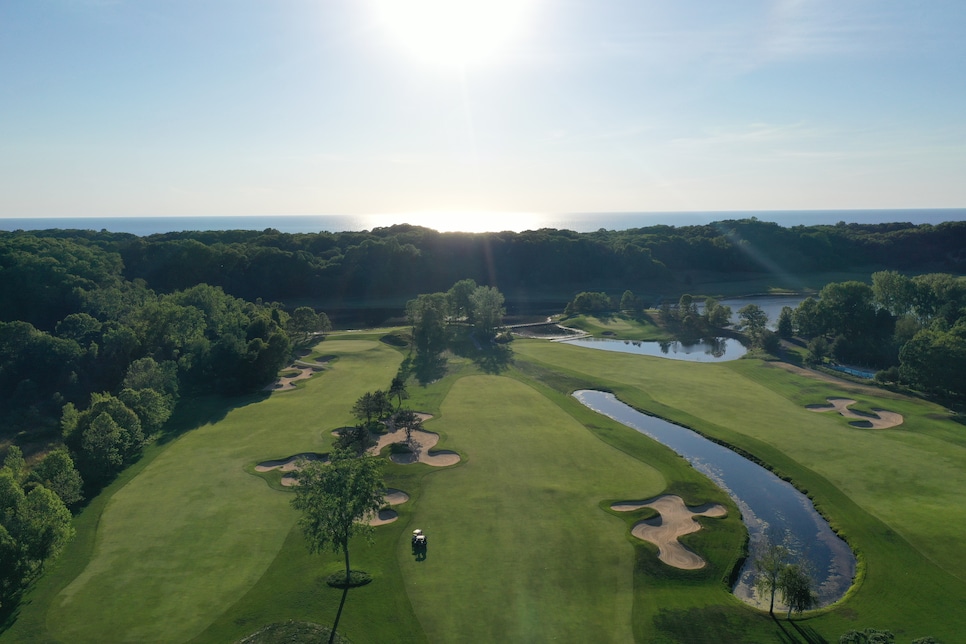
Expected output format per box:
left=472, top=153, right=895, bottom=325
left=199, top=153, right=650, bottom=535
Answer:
left=561, top=336, right=747, bottom=362
left=713, top=295, right=807, bottom=329
left=2, top=209, right=963, bottom=236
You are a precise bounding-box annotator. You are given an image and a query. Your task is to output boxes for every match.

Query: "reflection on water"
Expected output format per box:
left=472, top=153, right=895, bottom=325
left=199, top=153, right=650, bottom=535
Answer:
left=561, top=336, right=747, bottom=362
left=573, top=390, right=855, bottom=608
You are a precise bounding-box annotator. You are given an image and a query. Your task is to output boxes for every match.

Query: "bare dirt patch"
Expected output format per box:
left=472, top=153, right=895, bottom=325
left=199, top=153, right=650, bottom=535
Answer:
left=806, top=397, right=904, bottom=429
left=612, top=494, right=727, bottom=570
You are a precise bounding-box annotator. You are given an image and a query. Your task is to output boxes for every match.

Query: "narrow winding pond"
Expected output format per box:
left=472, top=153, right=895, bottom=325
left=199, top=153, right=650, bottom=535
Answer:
left=573, top=390, right=855, bottom=608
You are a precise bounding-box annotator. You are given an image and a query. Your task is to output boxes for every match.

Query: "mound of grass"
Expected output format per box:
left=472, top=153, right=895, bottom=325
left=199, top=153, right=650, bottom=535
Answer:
left=325, top=570, right=372, bottom=588
left=565, top=313, right=669, bottom=341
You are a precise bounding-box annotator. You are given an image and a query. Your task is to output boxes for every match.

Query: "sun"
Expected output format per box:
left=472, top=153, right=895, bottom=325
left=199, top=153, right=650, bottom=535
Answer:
left=370, top=0, right=534, bottom=67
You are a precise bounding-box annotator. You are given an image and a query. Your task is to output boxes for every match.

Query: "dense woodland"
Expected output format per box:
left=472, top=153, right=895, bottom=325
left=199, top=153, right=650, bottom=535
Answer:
left=7, top=219, right=965, bottom=311
left=1, top=218, right=965, bottom=609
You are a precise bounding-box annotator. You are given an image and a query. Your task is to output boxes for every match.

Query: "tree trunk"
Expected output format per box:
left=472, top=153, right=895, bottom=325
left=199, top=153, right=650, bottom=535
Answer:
left=769, top=587, right=776, bottom=617
left=343, top=543, right=351, bottom=585
left=328, top=544, right=351, bottom=644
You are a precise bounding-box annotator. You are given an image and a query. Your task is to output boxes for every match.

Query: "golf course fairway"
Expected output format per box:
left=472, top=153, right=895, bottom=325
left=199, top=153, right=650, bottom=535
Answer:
left=5, top=332, right=966, bottom=642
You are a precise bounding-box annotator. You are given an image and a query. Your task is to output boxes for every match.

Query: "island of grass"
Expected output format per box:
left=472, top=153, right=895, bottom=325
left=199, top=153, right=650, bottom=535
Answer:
left=7, top=329, right=965, bottom=643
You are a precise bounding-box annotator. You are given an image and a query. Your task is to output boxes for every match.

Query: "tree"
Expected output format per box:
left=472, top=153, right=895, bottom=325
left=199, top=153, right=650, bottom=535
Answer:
left=704, top=297, right=732, bottom=328
left=406, top=293, right=448, bottom=355
left=619, top=290, right=640, bottom=313
left=753, top=539, right=790, bottom=616
left=0, top=468, right=74, bottom=607
left=388, top=376, right=408, bottom=410
left=838, top=628, right=895, bottom=644
left=393, top=409, right=423, bottom=447
left=777, top=306, right=795, bottom=339
left=565, top=291, right=613, bottom=315
left=817, top=281, right=876, bottom=339
left=291, top=450, right=384, bottom=643
left=872, top=270, right=916, bottom=317
left=30, top=449, right=84, bottom=506
left=446, top=279, right=477, bottom=324
left=3, top=446, right=25, bottom=483
left=738, top=304, right=769, bottom=347
left=118, top=387, right=174, bottom=434
left=288, top=306, right=330, bottom=344
left=806, top=336, right=830, bottom=365
left=778, top=562, right=816, bottom=618
left=899, top=328, right=966, bottom=395
left=794, top=297, right=825, bottom=337
left=334, top=425, right=374, bottom=456
left=469, top=286, right=506, bottom=341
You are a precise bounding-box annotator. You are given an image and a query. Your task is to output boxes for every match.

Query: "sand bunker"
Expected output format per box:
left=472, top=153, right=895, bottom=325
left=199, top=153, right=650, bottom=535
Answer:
left=365, top=414, right=461, bottom=467
left=368, top=488, right=411, bottom=526
left=612, top=495, right=727, bottom=570
left=255, top=453, right=328, bottom=487
left=255, top=452, right=327, bottom=472
left=263, top=359, right=328, bottom=392
left=806, top=397, right=903, bottom=429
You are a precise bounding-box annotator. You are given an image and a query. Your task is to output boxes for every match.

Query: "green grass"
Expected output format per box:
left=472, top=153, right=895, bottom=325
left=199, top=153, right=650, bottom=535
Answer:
left=513, top=338, right=966, bottom=642
left=564, top=313, right=670, bottom=341
left=8, top=331, right=964, bottom=643
left=4, top=334, right=404, bottom=643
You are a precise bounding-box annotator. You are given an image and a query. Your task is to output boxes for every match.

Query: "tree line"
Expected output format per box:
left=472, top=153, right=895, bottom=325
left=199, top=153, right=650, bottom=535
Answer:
left=12, top=219, right=964, bottom=310
left=776, top=271, right=966, bottom=398
left=0, top=234, right=311, bottom=609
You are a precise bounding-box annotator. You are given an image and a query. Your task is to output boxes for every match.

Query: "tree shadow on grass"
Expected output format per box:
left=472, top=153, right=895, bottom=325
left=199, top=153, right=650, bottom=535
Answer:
left=772, top=615, right=829, bottom=644
left=473, top=344, right=513, bottom=374
left=413, top=352, right=447, bottom=385
left=156, top=391, right=270, bottom=446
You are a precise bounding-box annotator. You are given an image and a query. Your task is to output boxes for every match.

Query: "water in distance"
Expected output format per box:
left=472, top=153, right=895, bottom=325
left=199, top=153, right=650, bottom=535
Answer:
left=561, top=336, right=747, bottom=362
left=573, top=390, right=855, bottom=608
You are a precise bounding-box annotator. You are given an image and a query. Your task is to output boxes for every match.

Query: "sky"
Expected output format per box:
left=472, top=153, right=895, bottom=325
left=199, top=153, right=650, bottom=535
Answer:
left=1, top=0, right=965, bottom=219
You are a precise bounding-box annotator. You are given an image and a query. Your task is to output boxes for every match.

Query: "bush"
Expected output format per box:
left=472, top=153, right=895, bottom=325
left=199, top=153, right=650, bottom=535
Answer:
left=326, top=569, right=372, bottom=588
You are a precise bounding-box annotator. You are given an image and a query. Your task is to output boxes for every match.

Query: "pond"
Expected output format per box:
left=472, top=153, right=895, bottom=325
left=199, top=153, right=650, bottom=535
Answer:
left=560, top=336, right=747, bottom=362
left=573, top=390, right=855, bottom=609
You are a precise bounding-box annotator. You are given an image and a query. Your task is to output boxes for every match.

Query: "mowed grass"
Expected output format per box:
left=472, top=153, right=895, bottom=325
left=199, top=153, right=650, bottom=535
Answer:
left=400, top=375, right=670, bottom=642
left=564, top=313, right=669, bottom=341
left=514, top=338, right=966, bottom=641
left=18, top=335, right=402, bottom=643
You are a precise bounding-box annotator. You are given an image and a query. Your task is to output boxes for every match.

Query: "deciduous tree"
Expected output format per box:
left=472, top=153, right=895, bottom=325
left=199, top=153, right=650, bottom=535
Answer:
left=291, top=450, right=384, bottom=643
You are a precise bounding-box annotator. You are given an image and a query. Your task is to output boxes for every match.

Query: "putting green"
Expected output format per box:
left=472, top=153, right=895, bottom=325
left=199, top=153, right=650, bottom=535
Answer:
left=400, top=375, right=667, bottom=642
left=45, top=337, right=401, bottom=643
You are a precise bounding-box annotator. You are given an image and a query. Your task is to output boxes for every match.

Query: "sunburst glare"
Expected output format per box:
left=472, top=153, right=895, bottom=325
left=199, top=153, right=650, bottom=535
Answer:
left=360, top=211, right=545, bottom=233
left=369, top=0, right=535, bottom=67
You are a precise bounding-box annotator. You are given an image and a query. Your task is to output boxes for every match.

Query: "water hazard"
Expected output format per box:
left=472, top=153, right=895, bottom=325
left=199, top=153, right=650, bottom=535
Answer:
left=561, top=337, right=747, bottom=362
left=573, top=390, right=855, bottom=608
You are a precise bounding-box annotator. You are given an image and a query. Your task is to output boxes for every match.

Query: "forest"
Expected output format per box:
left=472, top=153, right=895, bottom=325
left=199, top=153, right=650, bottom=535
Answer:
left=9, top=218, right=965, bottom=313
left=1, top=218, right=965, bottom=613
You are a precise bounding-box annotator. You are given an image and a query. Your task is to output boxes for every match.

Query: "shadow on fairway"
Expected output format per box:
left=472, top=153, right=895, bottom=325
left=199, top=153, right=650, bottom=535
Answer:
left=773, top=615, right=828, bottom=644
left=157, top=391, right=270, bottom=445
left=473, top=344, right=512, bottom=374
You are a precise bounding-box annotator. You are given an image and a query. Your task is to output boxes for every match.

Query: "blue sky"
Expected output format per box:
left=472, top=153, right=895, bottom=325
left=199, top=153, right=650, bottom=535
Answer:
left=1, top=0, right=964, bottom=218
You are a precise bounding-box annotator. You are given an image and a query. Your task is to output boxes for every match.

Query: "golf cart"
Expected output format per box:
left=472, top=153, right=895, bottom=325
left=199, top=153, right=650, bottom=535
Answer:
left=411, top=529, right=427, bottom=550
